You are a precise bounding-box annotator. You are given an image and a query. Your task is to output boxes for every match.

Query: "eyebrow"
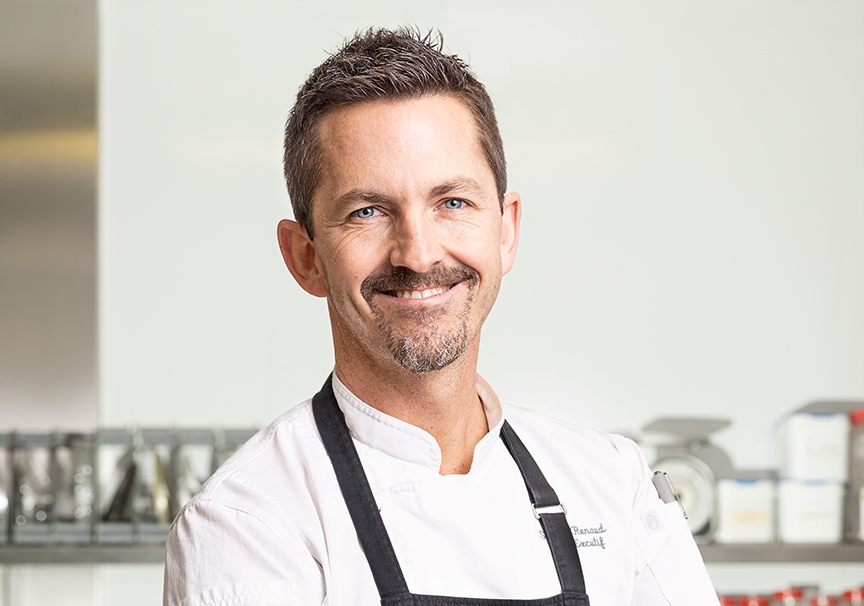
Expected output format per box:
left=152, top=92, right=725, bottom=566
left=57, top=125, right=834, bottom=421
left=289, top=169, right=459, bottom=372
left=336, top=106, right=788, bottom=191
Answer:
left=429, top=178, right=485, bottom=198
left=332, top=177, right=486, bottom=211
left=332, top=189, right=394, bottom=211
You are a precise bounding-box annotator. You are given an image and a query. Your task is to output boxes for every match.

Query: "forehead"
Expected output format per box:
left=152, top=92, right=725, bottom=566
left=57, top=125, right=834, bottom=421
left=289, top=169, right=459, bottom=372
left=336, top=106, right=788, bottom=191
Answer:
left=313, top=95, right=494, bottom=203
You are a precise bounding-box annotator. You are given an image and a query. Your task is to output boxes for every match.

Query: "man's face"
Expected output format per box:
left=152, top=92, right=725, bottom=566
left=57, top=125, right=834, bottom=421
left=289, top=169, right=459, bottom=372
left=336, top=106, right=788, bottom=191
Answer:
left=298, top=95, right=519, bottom=374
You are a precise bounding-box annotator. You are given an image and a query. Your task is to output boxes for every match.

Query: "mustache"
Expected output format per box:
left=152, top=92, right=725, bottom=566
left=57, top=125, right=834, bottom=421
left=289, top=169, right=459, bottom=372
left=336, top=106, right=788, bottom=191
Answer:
left=361, top=265, right=479, bottom=300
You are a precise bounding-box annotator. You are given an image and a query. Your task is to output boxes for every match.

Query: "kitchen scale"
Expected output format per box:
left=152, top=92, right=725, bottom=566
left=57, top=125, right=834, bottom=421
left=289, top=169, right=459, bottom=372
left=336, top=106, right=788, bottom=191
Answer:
left=641, top=417, right=734, bottom=543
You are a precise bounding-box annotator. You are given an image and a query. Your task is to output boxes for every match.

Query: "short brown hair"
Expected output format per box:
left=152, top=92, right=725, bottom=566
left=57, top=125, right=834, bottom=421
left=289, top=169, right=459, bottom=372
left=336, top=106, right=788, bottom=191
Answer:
left=283, top=27, right=507, bottom=238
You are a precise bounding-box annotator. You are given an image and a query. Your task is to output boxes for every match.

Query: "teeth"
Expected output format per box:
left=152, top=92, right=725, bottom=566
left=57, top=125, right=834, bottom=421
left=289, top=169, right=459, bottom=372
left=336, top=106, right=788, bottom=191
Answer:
left=395, top=287, right=446, bottom=299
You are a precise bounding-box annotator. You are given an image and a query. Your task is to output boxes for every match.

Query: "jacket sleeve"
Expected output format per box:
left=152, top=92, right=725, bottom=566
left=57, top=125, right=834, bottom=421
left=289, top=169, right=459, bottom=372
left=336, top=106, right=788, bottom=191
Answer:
left=163, top=499, right=324, bottom=606
left=611, top=436, right=720, bottom=606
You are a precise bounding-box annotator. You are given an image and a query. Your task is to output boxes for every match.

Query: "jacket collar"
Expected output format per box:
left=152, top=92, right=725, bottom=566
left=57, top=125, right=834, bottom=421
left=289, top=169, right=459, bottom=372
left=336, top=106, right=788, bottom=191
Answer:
left=331, top=372, right=504, bottom=472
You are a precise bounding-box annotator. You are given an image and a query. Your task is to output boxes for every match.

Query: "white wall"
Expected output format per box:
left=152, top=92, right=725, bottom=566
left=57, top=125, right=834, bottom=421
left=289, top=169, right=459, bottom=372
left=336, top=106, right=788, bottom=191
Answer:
left=97, top=0, right=864, bottom=597
left=1, top=566, right=98, bottom=606
left=100, top=0, right=864, bottom=468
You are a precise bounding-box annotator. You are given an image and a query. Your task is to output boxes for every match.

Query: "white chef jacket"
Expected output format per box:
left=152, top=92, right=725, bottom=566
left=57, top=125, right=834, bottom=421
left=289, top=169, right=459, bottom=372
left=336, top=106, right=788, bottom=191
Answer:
left=164, top=374, right=719, bottom=606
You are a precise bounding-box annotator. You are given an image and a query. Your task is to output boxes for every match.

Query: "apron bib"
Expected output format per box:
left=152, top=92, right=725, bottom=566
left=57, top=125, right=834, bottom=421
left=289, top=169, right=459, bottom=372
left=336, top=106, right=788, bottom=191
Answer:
left=312, top=376, right=592, bottom=606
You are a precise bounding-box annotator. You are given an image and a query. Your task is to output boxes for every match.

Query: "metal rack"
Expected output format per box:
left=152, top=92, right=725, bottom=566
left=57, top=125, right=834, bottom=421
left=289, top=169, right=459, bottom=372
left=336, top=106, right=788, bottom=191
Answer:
left=0, top=429, right=256, bottom=555
left=0, top=545, right=166, bottom=564
left=699, top=543, right=864, bottom=563
left=0, top=543, right=862, bottom=566
left=2, top=430, right=862, bottom=566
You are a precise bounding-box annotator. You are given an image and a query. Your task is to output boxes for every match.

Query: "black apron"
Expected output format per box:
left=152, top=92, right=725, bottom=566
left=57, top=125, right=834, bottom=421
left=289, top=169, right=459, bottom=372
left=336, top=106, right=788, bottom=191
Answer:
left=311, top=376, right=592, bottom=606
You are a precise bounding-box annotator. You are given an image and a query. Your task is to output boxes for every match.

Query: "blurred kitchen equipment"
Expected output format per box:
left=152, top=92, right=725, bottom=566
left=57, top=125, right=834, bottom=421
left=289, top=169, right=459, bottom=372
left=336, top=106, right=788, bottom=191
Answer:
left=642, top=417, right=734, bottom=542
left=53, top=433, right=95, bottom=542
left=0, top=433, right=10, bottom=544
left=778, top=479, right=844, bottom=543
left=714, top=469, right=776, bottom=544
left=11, top=433, right=54, bottom=543
left=778, top=409, right=849, bottom=482
left=846, top=408, right=864, bottom=543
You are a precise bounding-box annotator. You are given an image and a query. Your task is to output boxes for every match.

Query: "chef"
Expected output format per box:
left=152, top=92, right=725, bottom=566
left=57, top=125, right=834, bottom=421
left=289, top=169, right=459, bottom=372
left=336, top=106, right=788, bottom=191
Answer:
left=163, top=27, right=720, bottom=606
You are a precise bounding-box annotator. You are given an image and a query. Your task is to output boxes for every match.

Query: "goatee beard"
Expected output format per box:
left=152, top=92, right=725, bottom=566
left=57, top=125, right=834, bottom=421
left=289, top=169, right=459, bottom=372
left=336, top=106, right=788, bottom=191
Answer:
left=361, top=265, right=479, bottom=373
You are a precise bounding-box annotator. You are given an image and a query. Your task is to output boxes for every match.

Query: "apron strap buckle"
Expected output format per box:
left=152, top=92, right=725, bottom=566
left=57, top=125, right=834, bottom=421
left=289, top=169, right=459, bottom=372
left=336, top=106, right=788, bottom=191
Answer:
left=531, top=502, right=568, bottom=519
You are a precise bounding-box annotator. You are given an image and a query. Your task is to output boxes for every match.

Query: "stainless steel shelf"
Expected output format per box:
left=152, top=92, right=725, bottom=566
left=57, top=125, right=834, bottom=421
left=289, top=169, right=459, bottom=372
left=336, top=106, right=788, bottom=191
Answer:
left=699, top=543, right=864, bottom=563
left=0, top=542, right=861, bottom=565
left=0, top=545, right=165, bottom=565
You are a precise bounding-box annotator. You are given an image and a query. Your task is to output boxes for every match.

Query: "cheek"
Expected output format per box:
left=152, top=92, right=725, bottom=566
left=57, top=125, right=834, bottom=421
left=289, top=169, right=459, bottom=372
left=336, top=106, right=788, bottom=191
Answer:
left=454, top=226, right=504, bottom=273
left=317, top=240, right=376, bottom=292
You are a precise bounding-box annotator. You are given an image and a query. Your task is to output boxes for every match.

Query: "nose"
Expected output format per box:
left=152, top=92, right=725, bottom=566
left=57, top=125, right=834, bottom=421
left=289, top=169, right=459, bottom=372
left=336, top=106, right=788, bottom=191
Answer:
left=388, top=209, right=443, bottom=273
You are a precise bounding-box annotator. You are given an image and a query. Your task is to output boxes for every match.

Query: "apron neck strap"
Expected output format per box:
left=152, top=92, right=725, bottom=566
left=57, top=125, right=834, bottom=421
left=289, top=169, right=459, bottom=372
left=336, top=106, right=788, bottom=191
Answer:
left=499, top=422, right=587, bottom=595
left=312, top=374, right=588, bottom=600
left=312, top=375, right=410, bottom=600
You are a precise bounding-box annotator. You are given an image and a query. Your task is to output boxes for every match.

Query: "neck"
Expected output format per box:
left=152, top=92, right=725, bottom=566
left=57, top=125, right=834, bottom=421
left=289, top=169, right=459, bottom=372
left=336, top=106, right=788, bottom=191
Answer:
left=334, top=338, right=488, bottom=476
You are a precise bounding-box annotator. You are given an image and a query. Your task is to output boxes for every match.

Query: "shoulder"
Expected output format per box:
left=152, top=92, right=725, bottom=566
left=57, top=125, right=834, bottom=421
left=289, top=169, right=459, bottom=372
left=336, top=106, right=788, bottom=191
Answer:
left=164, top=400, right=328, bottom=605
left=501, top=403, right=652, bottom=508
left=187, top=400, right=324, bottom=513
left=170, top=394, right=322, bottom=520
left=168, top=399, right=326, bottom=564
left=165, top=498, right=324, bottom=606
left=503, top=403, right=643, bottom=462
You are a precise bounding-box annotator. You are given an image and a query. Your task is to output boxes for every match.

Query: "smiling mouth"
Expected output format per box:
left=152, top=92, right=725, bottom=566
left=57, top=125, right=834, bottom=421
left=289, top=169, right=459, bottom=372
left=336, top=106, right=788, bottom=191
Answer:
left=361, top=266, right=479, bottom=308
left=387, top=285, right=453, bottom=300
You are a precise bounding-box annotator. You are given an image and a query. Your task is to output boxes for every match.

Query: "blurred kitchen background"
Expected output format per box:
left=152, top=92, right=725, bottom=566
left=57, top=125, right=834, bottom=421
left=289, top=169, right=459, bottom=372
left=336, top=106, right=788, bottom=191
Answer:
left=0, top=0, right=862, bottom=604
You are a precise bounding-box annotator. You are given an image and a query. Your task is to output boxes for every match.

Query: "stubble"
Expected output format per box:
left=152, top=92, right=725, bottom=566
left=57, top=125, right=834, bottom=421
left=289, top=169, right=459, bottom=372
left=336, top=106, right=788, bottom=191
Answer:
left=360, top=265, right=480, bottom=373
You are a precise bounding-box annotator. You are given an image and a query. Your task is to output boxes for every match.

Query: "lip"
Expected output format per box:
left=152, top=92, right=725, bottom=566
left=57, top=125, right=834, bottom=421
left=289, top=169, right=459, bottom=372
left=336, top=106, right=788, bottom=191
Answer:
left=377, top=280, right=464, bottom=304
left=361, top=265, right=480, bottom=312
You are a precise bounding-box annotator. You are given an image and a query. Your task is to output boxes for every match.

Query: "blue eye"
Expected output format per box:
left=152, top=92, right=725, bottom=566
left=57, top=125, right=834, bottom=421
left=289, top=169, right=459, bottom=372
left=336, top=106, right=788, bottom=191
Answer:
left=443, top=199, right=465, bottom=210
left=353, top=207, right=379, bottom=219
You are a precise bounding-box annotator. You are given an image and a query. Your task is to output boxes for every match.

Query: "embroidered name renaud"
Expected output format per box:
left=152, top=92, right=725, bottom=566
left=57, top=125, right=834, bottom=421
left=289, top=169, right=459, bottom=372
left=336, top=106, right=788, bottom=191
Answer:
left=539, top=523, right=608, bottom=550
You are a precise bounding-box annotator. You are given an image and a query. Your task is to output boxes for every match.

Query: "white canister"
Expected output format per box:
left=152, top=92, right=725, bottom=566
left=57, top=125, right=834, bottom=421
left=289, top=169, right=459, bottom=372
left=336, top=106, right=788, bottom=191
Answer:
left=777, top=412, right=849, bottom=482
left=778, top=480, right=844, bottom=543
left=714, top=474, right=775, bottom=544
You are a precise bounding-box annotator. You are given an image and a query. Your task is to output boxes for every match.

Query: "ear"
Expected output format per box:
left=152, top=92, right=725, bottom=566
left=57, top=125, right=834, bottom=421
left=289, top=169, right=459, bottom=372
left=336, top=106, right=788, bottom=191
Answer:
left=499, top=191, right=521, bottom=275
left=277, top=219, right=328, bottom=298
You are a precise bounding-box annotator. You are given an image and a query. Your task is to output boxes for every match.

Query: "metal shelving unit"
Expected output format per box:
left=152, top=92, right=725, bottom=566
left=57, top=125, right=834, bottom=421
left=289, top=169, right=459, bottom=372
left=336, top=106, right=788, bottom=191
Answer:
left=3, top=430, right=862, bottom=566
left=700, top=543, right=864, bottom=563
left=0, top=429, right=257, bottom=566
left=0, top=545, right=165, bottom=565
left=0, top=543, right=862, bottom=566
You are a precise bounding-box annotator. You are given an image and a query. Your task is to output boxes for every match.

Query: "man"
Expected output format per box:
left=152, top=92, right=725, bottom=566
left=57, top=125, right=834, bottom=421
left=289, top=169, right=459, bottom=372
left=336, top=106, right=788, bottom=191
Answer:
left=164, top=28, right=719, bottom=606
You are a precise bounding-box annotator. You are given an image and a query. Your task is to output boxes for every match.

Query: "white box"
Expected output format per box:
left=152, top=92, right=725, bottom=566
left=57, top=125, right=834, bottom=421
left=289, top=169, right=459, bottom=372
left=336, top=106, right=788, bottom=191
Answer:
left=778, top=480, right=844, bottom=543
left=715, top=478, right=775, bottom=543
left=777, top=412, right=849, bottom=481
